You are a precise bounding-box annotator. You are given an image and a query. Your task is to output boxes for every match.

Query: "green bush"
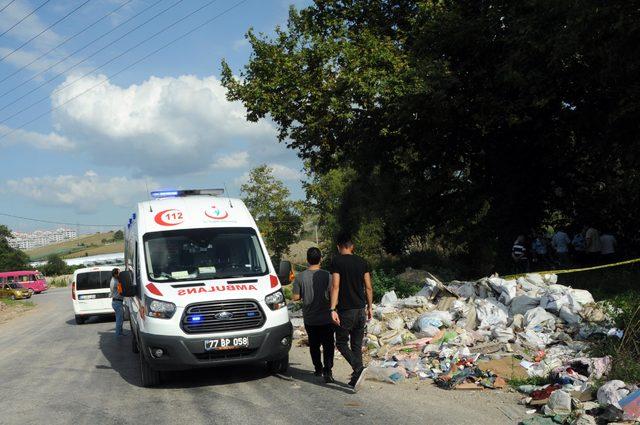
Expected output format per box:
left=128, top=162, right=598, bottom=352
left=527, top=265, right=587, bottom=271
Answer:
left=589, top=291, right=640, bottom=383
left=371, top=270, right=422, bottom=302
left=282, top=286, right=293, bottom=301
left=49, top=278, right=69, bottom=288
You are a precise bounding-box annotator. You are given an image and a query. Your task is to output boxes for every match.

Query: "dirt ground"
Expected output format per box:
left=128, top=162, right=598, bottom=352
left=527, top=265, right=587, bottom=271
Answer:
left=0, top=299, right=35, bottom=324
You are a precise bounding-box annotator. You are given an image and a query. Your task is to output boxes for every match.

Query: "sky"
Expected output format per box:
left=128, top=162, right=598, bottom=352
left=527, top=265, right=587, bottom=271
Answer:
left=0, top=0, right=310, bottom=234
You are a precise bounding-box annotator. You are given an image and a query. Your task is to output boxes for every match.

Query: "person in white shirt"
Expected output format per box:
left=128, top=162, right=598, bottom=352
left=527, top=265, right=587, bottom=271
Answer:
left=585, top=226, right=601, bottom=265
left=599, top=232, right=617, bottom=262
left=551, top=229, right=571, bottom=266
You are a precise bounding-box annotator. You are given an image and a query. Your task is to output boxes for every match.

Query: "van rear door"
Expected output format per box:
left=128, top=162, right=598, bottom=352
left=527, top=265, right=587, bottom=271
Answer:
left=75, top=271, right=112, bottom=312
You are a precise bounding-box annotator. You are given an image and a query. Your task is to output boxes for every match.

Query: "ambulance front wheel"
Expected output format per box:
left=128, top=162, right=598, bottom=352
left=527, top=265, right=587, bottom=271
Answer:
left=267, top=354, right=289, bottom=374
left=139, top=348, right=161, bottom=387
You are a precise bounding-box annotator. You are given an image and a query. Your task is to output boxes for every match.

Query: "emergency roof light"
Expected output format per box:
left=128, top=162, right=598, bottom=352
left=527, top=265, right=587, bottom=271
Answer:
left=150, top=189, right=225, bottom=199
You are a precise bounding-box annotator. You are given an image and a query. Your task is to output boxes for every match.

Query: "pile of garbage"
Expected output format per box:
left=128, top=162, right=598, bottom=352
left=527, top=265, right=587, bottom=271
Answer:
left=360, top=271, right=638, bottom=423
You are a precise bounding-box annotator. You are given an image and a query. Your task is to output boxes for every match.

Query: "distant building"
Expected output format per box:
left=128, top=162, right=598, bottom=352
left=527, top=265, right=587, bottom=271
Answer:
left=7, top=228, right=78, bottom=250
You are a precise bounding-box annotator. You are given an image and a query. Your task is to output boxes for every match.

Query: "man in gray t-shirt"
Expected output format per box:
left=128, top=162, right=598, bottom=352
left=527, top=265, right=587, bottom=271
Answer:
left=292, top=247, right=334, bottom=383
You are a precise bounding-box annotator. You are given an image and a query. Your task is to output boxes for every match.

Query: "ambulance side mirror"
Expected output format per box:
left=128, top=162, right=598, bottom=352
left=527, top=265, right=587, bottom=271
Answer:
left=278, top=261, right=293, bottom=284
left=118, top=270, right=136, bottom=297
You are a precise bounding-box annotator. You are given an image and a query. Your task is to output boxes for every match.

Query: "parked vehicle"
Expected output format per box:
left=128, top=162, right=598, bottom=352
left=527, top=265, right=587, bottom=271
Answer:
left=120, top=188, right=293, bottom=386
left=71, top=266, right=116, bottom=324
left=0, top=282, right=32, bottom=300
left=0, top=271, right=47, bottom=294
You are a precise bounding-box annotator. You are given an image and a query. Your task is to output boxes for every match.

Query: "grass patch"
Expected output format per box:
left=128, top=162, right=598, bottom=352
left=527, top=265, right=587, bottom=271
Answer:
left=507, top=376, right=549, bottom=388
left=48, top=277, right=69, bottom=288
left=588, top=291, right=640, bottom=383
left=0, top=298, right=35, bottom=308
left=557, top=261, right=640, bottom=301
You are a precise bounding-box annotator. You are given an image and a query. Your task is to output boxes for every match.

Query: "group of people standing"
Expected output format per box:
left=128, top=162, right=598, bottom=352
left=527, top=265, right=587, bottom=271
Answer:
left=512, top=226, right=618, bottom=273
left=292, top=233, right=372, bottom=392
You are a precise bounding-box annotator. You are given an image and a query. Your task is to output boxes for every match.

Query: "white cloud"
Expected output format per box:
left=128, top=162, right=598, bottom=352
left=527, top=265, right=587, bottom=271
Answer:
left=4, top=171, right=156, bottom=213
left=232, top=163, right=302, bottom=187
left=269, top=163, right=303, bottom=181
left=232, top=37, right=249, bottom=51
left=0, top=47, right=64, bottom=75
left=51, top=73, right=279, bottom=175
left=0, top=2, right=62, bottom=49
left=212, top=151, right=249, bottom=169
left=0, top=125, right=73, bottom=150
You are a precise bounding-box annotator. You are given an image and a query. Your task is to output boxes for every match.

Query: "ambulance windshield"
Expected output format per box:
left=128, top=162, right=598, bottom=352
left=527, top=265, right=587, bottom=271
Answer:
left=143, top=227, right=269, bottom=282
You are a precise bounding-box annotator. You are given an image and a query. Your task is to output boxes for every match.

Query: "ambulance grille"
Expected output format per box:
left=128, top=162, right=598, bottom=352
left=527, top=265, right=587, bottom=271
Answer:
left=181, top=300, right=265, bottom=334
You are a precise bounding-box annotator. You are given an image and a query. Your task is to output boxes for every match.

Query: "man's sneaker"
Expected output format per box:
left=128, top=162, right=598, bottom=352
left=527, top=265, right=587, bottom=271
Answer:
left=323, top=372, right=335, bottom=384
left=348, top=370, right=359, bottom=387
left=350, top=367, right=368, bottom=393
left=314, top=368, right=323, bottom=377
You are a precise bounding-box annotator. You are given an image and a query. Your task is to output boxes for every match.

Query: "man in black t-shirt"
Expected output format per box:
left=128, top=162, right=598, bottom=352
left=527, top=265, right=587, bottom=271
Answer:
left=329, top=233, right=373, bottom=392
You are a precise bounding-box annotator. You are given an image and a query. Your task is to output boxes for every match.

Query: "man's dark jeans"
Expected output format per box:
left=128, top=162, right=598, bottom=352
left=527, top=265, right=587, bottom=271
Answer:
left=305, top=323, right=335, bottom=373
left=335, top=308, right=366, bottom=373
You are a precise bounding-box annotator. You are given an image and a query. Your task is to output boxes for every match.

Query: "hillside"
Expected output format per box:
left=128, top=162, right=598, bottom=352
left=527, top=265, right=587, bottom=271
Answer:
left=26, top=231, right=124, bottom=261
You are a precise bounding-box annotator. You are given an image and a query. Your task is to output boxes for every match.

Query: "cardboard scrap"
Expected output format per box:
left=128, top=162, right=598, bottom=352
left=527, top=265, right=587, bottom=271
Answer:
left=477, top=357, right=529, bottom=380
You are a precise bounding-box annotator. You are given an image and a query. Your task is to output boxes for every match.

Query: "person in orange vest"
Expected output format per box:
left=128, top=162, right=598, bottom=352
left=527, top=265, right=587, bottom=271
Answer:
left=109, top=268, right=126, bottom=336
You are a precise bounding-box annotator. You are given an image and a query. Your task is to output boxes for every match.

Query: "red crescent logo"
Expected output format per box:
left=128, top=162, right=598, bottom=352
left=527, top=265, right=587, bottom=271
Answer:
left=205, top=210, right=229, bottom=220
left=154, top=209, right=184, bottom=226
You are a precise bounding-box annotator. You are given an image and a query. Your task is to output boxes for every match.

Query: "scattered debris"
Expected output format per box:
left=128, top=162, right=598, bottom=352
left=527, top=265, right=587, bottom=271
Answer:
left=288, top=270, right=638, bottom=424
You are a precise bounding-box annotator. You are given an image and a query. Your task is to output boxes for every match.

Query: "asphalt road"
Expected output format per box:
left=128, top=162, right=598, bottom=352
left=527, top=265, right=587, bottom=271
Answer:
left=0, top=288, right=527, bottom=425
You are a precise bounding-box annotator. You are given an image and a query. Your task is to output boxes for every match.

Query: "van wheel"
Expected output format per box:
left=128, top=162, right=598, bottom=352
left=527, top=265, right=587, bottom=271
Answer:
left=267, top=354, right=289, bottom=374
left=132, top=334, right=140, bottom=354
left=75, top=315, right=84, bottom=325
left=139, top=349, right=161, bottom=387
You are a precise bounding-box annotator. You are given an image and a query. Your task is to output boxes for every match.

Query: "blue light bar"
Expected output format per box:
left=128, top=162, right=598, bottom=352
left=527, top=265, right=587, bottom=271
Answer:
left=189, top=315, right=203, bottom=322
left=132, top=213, right=136, bottom=219
left=151, top=190, right=179, bottom=198
left=150, top=189, right=224, bottom=199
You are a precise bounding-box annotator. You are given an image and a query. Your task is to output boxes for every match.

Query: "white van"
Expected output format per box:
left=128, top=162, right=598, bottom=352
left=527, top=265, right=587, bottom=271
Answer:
left=120, top=189, right=292, bottom=386
left=72, top=266, right=118, bottom=324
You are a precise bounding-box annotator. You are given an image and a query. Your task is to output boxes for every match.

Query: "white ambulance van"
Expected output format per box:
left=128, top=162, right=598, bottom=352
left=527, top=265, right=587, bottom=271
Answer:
left=72, top=266, right=118, bottom=324
left=120, top=189, right=293, bottom=386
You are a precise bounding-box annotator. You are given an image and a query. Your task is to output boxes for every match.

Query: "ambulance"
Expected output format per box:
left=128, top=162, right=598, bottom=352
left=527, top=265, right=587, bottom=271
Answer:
left=120, top=189, right=293, bottom=386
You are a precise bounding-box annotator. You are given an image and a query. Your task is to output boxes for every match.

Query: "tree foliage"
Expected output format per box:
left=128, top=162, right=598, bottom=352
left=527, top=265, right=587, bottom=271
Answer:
left=41, top=254, right=71, bottom=276
left=240, top=165, right=303, bottom=264
left=223, top=1, right=640, bottom=275
left=113, top=230, right=124, bottom=241
left=0, top=225, right=30, bottom=271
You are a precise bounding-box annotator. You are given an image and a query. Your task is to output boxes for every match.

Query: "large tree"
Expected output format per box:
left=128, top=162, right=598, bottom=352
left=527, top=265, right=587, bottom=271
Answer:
left=240, top=165, right=303, bottom=265
left=223, top=1, right=640, bottom=274
left=0, top=225, right=30, bottom=271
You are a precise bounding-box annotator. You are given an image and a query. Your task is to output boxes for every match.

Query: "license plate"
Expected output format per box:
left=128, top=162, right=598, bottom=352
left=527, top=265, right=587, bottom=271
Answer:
left=204, top=337, right=249, bottom=351
left=79, top=294, right=96, bottom=300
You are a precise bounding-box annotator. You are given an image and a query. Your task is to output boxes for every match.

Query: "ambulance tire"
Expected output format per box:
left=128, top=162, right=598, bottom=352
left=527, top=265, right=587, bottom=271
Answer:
left=267, top=354, right=289, bottom=374
left=139, top=349, right=161, bottom=387
left=132, top=333, right=139, bottom=354
left=75, top=315, right=84, bottom=325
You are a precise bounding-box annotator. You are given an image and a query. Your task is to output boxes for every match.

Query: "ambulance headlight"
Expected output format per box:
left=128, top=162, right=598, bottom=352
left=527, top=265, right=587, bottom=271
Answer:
left=265, top=290, right=285, bottom=311
left=146, top=297, right=176, bottom=319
